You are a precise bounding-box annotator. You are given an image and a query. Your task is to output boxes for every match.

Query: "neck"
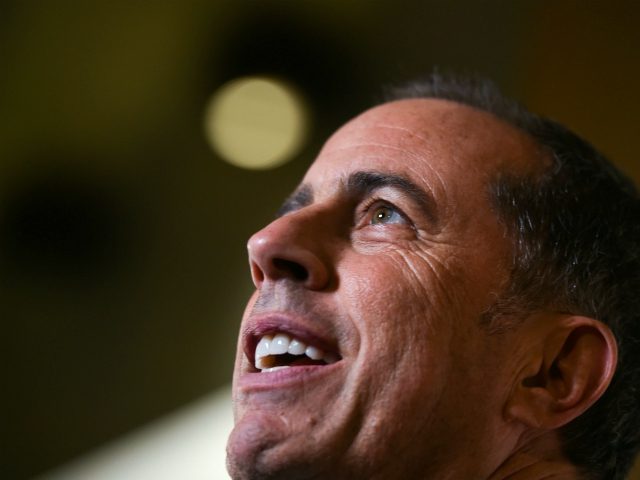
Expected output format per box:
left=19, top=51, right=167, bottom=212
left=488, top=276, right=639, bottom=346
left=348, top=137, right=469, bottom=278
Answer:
left=489, top=456, right=578, bottom=480
left=488, top=434, right=580, bottom=480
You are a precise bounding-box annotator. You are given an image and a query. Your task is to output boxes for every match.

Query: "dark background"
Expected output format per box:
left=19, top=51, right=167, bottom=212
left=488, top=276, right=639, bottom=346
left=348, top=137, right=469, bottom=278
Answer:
left=1, top=1, right=639, bottom=479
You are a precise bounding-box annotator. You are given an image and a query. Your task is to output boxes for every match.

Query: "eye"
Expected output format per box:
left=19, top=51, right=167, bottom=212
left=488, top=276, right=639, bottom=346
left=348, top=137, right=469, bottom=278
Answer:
left=370, top=204, right=406, bottom=225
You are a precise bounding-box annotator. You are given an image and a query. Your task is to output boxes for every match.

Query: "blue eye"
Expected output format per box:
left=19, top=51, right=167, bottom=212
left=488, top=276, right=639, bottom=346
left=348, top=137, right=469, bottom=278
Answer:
left=370, top=205, right=405, bottom=225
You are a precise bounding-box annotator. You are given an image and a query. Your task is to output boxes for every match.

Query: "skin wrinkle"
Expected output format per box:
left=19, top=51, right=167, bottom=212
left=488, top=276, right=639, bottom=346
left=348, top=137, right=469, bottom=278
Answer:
left=337, top=115, right=457, bottom=148
left=388, top=253, right=435, bottom=311
left=403, top=216, right=499, bottom=312
left=414, top=249, right=466, bottom=309
left=403, top=162, right=448, bottom=212
left=322, top=144, right=449, bottom=199
left=371, top=122, right=473, bottom=175
left=374, top=122, right=479, bottom=158
left=494, top=453, right=578, bottom=480
left=385, top=245, right=464, bottom=317
left=352, top=232, right=467, bottom=290
left=337, top=317, right=404, bottom=478
left=348, top=299, right=447, bottom=479
left=321, top=124, right=453, bottom=198
left=228, top=98, right=585, bottom=480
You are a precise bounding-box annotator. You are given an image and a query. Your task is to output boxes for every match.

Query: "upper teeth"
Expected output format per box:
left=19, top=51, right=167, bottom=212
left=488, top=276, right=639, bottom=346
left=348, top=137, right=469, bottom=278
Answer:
left=255, top=332, right=339, bottom=371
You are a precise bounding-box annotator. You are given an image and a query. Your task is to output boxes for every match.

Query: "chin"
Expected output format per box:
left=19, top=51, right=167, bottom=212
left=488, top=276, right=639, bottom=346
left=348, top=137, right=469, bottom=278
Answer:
left=226, top=412, right=321, bottom=480
left=227, top=407, right=374, bottom=480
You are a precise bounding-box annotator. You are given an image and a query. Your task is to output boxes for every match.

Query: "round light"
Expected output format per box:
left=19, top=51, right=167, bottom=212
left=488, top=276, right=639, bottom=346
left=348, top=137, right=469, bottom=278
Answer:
left=204, top=76, right=308, bottom=170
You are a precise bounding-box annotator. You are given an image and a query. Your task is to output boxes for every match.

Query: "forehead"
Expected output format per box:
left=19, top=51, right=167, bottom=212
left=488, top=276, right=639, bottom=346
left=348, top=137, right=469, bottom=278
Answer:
left=305, top=98, right=541, bottom=193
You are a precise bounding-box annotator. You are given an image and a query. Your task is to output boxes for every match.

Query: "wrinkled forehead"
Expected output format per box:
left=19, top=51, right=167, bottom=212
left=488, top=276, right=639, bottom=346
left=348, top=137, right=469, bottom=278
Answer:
left=313, top=98, right=542, bottom=186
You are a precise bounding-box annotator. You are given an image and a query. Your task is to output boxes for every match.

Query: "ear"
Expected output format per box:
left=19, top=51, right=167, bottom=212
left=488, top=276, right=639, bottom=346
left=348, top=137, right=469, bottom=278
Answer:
left=505, top=315, right=618, bottom=430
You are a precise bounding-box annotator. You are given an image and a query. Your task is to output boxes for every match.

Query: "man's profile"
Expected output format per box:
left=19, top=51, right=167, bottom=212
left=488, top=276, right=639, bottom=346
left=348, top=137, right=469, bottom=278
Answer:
left=226, top=74, right=640, bottom=479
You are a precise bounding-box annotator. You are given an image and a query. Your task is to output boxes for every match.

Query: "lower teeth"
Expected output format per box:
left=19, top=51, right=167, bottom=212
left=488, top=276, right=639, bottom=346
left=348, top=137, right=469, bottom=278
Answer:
left=262, top=366, right=290, bottom=372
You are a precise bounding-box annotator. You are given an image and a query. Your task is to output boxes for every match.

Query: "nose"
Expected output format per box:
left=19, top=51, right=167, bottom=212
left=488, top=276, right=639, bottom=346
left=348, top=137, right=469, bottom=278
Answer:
left=247, top=211, right=332, bottom=290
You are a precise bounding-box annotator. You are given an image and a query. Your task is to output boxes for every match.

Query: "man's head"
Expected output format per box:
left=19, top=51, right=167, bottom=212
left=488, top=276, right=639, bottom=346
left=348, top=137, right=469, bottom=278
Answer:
left=226, top=75, right=640, bottom=480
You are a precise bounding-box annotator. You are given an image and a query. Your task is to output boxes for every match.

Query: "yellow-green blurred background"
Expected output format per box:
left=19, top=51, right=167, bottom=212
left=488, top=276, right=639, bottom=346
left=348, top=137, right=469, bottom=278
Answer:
left=1, top=1, right=638, bottom=479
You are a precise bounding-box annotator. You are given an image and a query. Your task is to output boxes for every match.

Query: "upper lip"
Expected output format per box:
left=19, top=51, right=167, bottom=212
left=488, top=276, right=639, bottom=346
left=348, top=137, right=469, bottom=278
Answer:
left=242, top=313, right=342, bottom=368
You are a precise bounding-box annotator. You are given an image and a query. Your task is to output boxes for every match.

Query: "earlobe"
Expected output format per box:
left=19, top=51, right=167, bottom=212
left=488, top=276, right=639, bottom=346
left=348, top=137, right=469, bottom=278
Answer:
left=506, top=316, right=618, bottom=430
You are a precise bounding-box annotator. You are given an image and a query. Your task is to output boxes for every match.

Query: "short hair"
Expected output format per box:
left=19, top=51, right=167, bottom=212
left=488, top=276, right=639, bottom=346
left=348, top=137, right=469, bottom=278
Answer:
left=385, top=73, right=640, bottom=480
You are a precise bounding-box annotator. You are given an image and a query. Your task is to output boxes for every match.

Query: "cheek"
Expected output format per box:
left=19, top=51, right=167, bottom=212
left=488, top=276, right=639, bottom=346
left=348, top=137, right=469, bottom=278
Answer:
left=338, top=254, right=459, bottom=460
left=343, top=246, right=469, bottom=333
left=345, top=258, right=425, bottom=333
left=341, top=250, right=456, bottom=387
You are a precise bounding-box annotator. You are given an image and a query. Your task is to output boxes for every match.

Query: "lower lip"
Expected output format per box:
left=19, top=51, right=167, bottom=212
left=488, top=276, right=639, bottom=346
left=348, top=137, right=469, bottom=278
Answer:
left=237, top=361, right=343, bottom=391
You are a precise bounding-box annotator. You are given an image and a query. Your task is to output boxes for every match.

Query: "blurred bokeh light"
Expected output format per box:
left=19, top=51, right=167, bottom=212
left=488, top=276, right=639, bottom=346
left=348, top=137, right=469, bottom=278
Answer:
left=204, top=76, right=308, bottom=169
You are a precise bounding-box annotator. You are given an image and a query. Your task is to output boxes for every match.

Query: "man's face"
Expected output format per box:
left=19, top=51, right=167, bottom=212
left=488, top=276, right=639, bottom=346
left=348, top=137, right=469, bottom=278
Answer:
left=227, top=99, right=541, bottom=479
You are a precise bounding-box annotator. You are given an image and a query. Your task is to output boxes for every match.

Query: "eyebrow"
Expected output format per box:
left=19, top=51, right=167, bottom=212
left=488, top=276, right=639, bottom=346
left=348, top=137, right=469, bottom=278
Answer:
left=276, top=184, right=314, bottom=217
left=276, top=170, right=438, bottom=223
left=347, top=171, right=438, bottom=224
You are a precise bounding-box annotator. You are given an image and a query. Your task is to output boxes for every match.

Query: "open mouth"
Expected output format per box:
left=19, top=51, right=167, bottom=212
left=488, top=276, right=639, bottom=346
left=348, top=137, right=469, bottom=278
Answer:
left=252, top=332, right=341, bottom=372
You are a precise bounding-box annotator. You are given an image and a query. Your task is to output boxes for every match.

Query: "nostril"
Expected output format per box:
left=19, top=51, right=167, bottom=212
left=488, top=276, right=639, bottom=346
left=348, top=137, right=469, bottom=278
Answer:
left=251, top=261, right=265, bottom=285
left=273, top=258, right=308, bottom=281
